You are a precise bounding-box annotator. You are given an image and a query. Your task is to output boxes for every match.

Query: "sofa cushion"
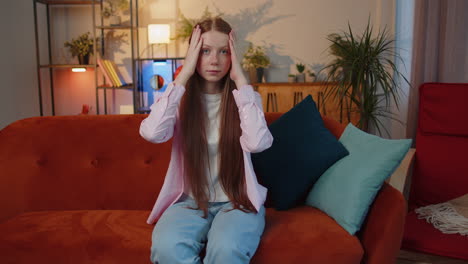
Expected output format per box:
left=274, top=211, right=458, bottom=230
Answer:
left=252, top=95, right=349, bottom=210
left=306, top=124, right=412, bottom=235
left=0, top=210, right=153, bottom=264
left=0, top=208, right=364, bottom=264
left=418, top=83, right=468, bottom=137
left=409, top=83, right=468, bottom=209
left=253, top=206, right=363, bottom=263
left=402, top=210, right=468, bottom=260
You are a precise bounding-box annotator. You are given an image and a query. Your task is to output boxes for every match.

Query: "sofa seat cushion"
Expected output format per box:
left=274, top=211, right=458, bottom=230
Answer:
left=0, top=210, right=153, bottom=264
left=1, top=208, right=364, bottom=264
left=252, top=206, right=363, bottom=264
left=402, top=210, right=468, bottom=260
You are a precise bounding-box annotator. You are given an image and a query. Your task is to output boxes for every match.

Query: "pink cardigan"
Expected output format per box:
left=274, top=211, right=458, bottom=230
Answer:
left=139, top=82, right=274, bottom=224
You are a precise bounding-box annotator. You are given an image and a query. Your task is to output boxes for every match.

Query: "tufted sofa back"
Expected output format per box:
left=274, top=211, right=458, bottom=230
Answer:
left=0, top=113, right=345, bottom=222
left=0, top=115, right=171, bottom=222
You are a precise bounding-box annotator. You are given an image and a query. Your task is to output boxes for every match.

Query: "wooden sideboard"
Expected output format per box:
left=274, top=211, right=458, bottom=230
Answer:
left=253, top=82, right=360, bottom=125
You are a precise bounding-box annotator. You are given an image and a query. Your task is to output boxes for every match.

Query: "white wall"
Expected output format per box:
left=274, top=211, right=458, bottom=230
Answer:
left=0, top=0, right=39, bottom=130
left=145, top=0, right=396, bottom=82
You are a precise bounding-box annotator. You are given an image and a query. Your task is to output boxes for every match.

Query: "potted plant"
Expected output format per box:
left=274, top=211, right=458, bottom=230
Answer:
left=102, top=0, right=129, bottom=26
left=305, top=70, right=316, bottom=82
left=64, top=32, right=94, bottom=65
left=242, top=42, right=270, bottom=83
left=322, top=19, right=409, bottom=135
left=288, top=74, right=296, bottom=83
left=295, top=63, right=305, bottom=82
left=174, top=7, right=219, bottom=41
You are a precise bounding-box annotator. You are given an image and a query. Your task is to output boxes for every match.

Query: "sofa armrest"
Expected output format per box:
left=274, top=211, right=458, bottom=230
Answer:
left=358, top=183, right=407, bottom=264
left=386, top=148, right=416, bottom=198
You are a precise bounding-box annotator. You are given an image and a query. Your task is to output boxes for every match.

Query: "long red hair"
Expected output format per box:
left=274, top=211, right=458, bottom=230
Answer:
left=179, top=17, right=256, bottom=217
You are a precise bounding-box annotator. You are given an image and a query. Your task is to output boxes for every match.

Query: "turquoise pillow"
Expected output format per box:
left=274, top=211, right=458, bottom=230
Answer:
left=305, top=123, right=412, bottom=235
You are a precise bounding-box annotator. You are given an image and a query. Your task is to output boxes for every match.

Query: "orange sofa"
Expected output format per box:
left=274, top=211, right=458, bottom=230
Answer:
left=0, top=113, right=406, bottom=264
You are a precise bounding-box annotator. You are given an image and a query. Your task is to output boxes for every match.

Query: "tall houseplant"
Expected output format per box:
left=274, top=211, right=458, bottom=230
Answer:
left=322, top=20, right=409, bottom=135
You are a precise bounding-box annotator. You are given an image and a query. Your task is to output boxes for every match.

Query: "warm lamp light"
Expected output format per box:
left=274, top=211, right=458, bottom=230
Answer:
left=148, top=24, right=170, bottom=57
left=148, top=24, right=170, bottom=44
left=72, top=67, right=86, bottom=72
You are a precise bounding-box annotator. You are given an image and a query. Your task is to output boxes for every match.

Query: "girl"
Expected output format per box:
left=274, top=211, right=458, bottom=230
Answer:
left=139, top=17, right=273, bottom=264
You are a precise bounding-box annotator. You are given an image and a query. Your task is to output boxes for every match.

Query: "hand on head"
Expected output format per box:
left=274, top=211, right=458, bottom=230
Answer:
left=174, top=25, right=203, bottom=87
left=228, top=30, right=248, bottom=88
left=175, top=25, right=248, bottom=89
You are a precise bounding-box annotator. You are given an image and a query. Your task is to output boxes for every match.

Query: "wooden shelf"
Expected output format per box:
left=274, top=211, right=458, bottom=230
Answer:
left=39, top=64, right=96, bottom=68
left=36, top=0, right=94, bottom=5
left=97, top=84, right=134, bottom=90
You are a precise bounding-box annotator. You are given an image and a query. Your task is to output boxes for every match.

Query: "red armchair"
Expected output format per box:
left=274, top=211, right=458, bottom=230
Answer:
left=402, top=83, right=468, bottom=260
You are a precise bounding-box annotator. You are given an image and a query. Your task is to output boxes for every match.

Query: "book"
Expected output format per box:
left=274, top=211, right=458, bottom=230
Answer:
left=109, top=60, right=127, bottom=86
left=104, top=59, right=122, bottom=87
left=97, top=58, right=114, bottom=87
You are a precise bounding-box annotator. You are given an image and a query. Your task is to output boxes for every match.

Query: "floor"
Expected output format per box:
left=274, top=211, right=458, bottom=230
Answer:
left=397, top=250, right=468, bottom=264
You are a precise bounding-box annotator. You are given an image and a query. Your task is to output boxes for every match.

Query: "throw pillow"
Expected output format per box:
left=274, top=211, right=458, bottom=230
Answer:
left=305, top=123, right=412, bottom=235
left=252, top=95, right=349, bottom=210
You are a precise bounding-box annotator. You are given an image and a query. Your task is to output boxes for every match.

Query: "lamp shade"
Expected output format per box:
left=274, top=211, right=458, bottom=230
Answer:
left=148, top=24, right=170, bottom=44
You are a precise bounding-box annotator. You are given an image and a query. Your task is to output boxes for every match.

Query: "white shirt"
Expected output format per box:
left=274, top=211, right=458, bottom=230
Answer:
left=188, top=92, right=230, bottom=202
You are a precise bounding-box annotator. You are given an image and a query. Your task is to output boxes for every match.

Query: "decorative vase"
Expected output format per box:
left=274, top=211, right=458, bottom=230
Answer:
left=256, top=68, right=264, bottom=83
left=248, top=68, right=257, bottom=84
left=296, top=73, right=305, bottom=82
left=109, top=15, right=121, bottom=26
left=78, top=54, right=90, bottom=65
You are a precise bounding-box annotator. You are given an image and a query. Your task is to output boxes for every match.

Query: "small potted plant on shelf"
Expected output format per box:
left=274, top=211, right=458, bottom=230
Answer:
left=305, top=70, right=316, bottom=82
left=295, top=63, right=306, bottom=82
left=102, top=0, right=129, bottom=26
left=242, top=42, right=270, bottom=83
left=64, top=32, right=94, bottom=65
left=288, top=74, right=296, bottom=83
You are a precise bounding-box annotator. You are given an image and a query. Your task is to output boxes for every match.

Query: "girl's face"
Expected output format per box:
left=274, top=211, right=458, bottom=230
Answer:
left=196, top=30, right=231, bottom=84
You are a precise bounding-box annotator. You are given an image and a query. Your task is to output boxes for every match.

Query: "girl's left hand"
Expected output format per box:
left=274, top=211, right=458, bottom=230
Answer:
left=229, top=30, right=248, bottom=87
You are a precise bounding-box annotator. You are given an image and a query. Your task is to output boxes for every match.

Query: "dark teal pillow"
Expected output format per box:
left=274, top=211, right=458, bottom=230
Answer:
left=252, top=95, right=349, bottom=210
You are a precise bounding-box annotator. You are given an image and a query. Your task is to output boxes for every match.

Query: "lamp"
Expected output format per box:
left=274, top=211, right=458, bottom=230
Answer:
left=72, top=67, right=86, bottom=72
left=148, top=24, right=170, bottom=58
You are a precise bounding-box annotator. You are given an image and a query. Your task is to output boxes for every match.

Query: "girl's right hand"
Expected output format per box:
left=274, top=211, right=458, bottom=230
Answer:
left=174, top=25, right=203, bottom=87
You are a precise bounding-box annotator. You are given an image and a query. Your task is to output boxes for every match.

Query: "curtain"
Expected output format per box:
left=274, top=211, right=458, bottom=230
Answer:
left=406, top=0, right=468, bottom=141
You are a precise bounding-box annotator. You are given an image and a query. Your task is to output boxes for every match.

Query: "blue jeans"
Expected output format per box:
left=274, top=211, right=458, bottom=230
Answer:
left=150, top=195, right=266, bottom=264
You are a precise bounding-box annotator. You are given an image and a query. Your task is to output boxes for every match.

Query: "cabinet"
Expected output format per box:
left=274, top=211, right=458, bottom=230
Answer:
left=253, top=82, right=360, bottom=125
left=33, top=0, right=140, bottom=116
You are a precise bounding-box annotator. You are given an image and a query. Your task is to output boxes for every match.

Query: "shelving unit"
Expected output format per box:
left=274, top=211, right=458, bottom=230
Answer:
left=134, top=57, right=184, bottom=114
left=33, top=0, right=141, bottom=116
left=33, top=0, right=96, bottom=116
left=93, top=0, right=140, bottom=114
left=33, top=0, right=184, bottom=116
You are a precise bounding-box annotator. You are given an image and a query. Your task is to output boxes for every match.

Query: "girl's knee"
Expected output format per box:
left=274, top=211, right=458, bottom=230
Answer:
left=151, top=230, right=204, bottom=263
left=205, top=235, right=252, bottom=263
left=150, top=231, right=180, bottom=263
